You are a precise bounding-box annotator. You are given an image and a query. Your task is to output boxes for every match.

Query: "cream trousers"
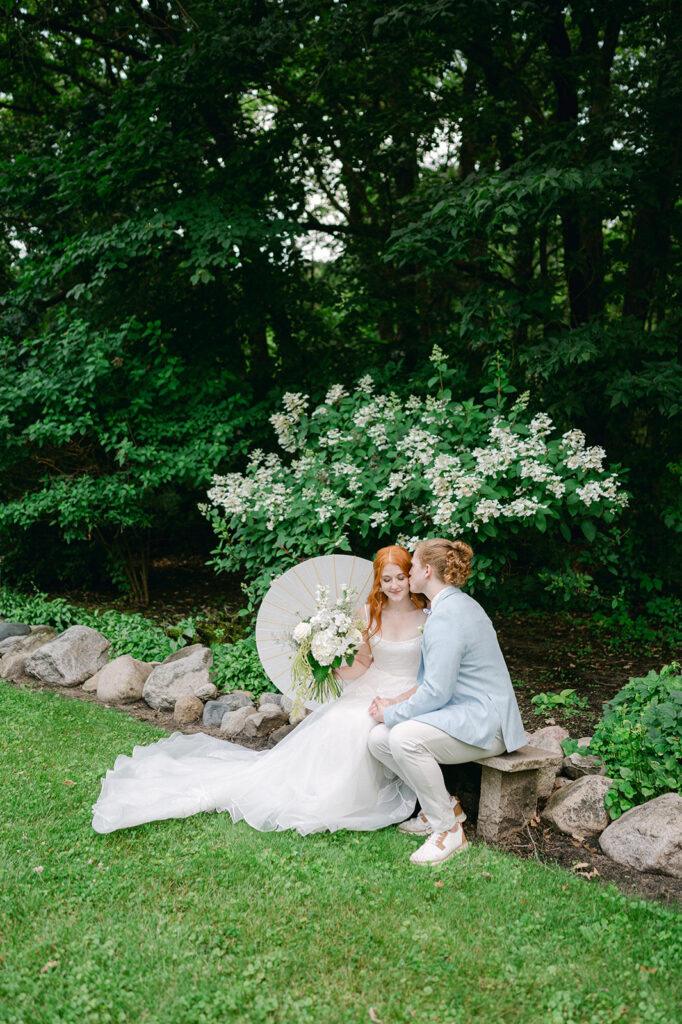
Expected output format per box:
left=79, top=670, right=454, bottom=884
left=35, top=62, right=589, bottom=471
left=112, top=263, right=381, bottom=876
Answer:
left=368, top=720, right=506, bottom=833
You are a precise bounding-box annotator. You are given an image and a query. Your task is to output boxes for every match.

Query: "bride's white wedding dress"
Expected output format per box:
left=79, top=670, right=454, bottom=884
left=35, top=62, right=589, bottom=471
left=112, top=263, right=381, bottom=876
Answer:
left=91, top=633, right=420, bottom=835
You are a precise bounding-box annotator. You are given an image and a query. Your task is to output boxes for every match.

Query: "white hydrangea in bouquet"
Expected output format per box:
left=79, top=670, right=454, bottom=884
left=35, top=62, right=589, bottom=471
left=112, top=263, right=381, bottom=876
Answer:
left=290, top=584, right=363, bottom=703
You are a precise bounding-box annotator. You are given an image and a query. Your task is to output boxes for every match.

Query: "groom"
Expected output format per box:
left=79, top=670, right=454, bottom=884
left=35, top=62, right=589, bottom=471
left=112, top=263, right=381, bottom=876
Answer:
left=368, top=539, right=526, bottom=865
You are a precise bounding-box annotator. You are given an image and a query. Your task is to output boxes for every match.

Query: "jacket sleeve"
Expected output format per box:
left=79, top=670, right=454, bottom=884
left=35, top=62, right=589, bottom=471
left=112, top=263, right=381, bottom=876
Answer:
left=383, top=615, right=465, bottom=728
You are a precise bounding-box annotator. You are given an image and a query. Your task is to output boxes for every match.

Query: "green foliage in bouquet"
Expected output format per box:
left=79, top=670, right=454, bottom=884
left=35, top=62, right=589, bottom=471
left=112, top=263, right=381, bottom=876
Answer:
left=289, top=585, right=363, bottom=704
left=205, top=349, right=629, bottom=607
left=290, top=635, right=345, bottom=703
left=565, top=664, right=682, bottom=819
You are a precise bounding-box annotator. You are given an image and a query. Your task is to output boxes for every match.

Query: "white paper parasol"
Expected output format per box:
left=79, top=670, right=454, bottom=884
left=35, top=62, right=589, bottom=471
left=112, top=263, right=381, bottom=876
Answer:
left=255, top=553, right=375, bottom=709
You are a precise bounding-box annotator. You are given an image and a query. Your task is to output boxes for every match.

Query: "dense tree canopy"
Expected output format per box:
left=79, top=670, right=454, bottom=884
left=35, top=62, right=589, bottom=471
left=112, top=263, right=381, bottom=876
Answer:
left=1, top=1, right=680, bottom=600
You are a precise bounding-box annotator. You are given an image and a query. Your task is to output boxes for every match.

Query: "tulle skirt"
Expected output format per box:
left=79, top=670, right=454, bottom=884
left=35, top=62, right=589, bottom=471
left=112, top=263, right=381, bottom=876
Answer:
left=92, top=664, right=416, bottom=835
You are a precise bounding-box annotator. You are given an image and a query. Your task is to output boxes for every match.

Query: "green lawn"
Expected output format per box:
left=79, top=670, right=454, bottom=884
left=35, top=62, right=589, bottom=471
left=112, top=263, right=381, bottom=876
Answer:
left=1, top=684, right=680, bottom=1024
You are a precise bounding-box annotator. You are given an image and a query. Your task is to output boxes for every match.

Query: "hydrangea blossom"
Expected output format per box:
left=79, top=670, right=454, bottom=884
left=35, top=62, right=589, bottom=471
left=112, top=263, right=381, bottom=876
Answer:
left=369, top=510, right=390, bottom=528
left=206, top=366, right=629, bottom=603
left=270, top=393, right=309, bottom=452
left=356, top=374, right=374, bottom=394
left=325, top=384, right=347, bottom=405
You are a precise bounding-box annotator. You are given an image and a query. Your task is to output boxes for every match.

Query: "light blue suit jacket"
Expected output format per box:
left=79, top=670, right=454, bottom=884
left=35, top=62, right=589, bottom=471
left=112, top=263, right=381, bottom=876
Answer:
left=383, top=587, right=526, bottom=752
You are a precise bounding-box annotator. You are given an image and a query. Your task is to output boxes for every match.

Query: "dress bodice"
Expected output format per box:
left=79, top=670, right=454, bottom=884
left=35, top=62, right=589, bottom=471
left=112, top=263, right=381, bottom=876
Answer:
left=368, top=633, right=421, bottom=679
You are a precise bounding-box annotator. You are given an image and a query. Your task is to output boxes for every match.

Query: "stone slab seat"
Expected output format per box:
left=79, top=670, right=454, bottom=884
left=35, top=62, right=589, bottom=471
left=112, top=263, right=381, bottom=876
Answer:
left=473, top=744, right=564, bottom=843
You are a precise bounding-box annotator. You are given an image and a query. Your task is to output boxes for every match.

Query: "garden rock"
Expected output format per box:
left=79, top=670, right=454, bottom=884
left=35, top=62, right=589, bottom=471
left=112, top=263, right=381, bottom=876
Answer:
left=0, top=622, right=31, bottom=642
left=541, top=775, right=612, bottom=840
left=528, top=726, right=569, bottom=797
left=563, top=752, right=606, bottom=779
left=142, top=646, right=215, bottom=711
left=242, top=704, right=291, bottom=739
left=82, top=670, right=102, bottom=693
left=529, top=725, right=569, bottom=756
left=270, top=722, right=298, bottom=744
left=96, top=655, right=155, bottom=704
left=220, top=706, right=258, bottom=739
left=203, top=691, right=254, bottom=727
left=24, top=626, right=110, bottom=687
left=289, top=706, right=309, bottom=726
left=0, top=634, right=27, bottom=656
left=599, top=793, right=682, bottom=878
left=258, top=692, right=282, bottom=708
left=160, top=643, right=208, bottom=666
left=1, top=627, right=59, bottom=681
left=174, top=695, right=205, bottom=725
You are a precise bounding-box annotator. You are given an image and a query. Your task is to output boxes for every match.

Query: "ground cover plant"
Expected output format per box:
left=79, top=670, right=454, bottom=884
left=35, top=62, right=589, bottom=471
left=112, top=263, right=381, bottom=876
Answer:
left=0, top=587, right=178, bottom=662
left=0, top=587, right=272, bottom=696
left=569, top=664, right=682, bottom=819
left=1, top=683, right=681, bottom=1024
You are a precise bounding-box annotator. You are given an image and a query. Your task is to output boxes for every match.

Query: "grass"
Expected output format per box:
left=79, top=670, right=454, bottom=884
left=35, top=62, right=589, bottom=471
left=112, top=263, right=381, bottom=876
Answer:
left=1, top=684, right=681, bottom=1024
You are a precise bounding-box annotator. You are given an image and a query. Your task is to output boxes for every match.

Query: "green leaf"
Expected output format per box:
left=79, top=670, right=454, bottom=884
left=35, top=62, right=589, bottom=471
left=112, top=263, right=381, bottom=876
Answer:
left=581, top=520, right=597, bottom=543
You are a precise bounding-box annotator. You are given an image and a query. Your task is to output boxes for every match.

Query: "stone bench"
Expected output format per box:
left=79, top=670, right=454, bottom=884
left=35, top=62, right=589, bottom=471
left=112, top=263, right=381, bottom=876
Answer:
left=474, top=744, right=563, bottom=843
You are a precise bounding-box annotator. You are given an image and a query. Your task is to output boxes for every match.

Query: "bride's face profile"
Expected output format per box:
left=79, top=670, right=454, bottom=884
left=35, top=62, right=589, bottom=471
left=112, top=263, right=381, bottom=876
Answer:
left=380, top=562, right=410, bottom=603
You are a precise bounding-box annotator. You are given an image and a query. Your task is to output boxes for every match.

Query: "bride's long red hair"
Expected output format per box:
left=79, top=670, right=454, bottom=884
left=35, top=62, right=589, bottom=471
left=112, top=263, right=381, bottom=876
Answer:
left=365, top=545, right=426, bottom=638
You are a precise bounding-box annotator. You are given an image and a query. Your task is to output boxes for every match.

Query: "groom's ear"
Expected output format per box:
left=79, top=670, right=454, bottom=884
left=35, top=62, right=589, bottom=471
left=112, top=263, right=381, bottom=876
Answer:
left=423, top=563, right=432, bottom=578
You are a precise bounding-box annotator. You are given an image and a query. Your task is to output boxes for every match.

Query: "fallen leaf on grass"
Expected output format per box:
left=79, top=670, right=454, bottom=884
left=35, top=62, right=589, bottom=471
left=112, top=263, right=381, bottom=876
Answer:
left=63, top=779, right=76, bottom=786
left=434, top=880, right=444, bottom=888
left=368, top=1008, right=383, bottom=1023
left=572, top=862, right=600, bottom=879
left=40, top=960, right=59, bottom=974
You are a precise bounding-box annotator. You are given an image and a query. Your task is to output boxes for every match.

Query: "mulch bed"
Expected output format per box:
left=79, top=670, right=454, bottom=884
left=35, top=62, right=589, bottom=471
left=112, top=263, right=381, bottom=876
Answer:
left=499, top=819, right=682, bottom=905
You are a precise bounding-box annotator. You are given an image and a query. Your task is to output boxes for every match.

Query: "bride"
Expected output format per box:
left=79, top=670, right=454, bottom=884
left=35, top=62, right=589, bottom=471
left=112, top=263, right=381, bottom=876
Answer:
left=92, top=545, right=428, bottom=835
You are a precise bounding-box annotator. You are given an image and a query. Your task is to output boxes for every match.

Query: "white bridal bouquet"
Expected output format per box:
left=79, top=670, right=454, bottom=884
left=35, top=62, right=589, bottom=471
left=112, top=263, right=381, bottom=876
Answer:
left=290, top=584, right=364, bottom=703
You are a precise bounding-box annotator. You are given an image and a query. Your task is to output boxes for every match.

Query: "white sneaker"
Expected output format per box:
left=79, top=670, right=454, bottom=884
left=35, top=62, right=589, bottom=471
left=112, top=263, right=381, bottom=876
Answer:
left=409, top=823, right=468, bottom=865
left=398, top=795, right=466, bottom=836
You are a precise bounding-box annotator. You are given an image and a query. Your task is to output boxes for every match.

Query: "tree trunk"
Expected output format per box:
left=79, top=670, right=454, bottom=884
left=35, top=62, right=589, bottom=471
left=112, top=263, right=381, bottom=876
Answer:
left=543, top=7, right=619, bottom=326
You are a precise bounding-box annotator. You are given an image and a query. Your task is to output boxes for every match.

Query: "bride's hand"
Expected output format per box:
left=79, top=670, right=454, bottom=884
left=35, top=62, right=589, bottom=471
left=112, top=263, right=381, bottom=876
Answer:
left=369, top=696, right=390, bottom=721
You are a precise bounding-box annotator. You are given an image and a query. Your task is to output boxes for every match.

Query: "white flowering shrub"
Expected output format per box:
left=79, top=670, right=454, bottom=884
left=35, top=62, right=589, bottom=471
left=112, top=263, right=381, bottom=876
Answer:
left=204, top=356, right=629, bottom=606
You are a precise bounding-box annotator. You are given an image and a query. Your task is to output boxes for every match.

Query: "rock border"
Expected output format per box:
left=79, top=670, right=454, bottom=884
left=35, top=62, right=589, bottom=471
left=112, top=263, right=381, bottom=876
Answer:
left=2, top=618, right=679, bottom=881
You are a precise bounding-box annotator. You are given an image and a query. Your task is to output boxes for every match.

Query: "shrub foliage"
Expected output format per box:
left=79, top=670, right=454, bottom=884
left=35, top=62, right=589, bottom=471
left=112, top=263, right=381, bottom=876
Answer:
left=580, top=663, right=682, bottom=819
left=205, top=353, right=629, bottom=606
